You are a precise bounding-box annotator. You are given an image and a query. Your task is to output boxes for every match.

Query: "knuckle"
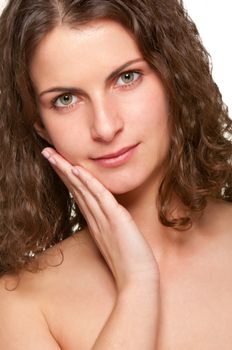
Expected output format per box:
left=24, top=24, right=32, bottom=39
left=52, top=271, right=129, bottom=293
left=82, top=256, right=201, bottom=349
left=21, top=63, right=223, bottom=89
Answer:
left=96, top=186, right=107, bottom=198
left=64, top=167, right=72, bottom=178
left=118, top=204, right=133, bottom=220
left=84, top=178, right=92, bottom=188
left=80, top=188, right=88, bottom=199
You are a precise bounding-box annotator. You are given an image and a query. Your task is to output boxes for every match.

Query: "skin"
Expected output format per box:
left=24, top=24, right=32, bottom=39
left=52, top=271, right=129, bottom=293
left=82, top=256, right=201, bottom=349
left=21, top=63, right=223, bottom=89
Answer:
left=1, top=20, right=232, bottom=350
left=31, top=20, right=176, bottom=257
left=32, top=22, right=170, bottom=196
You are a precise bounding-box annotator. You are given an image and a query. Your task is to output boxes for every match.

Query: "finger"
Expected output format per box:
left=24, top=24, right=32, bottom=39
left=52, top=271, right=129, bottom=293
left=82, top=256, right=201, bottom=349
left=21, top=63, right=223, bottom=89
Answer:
left=41, top=148, right=72, bottom=190
left=42, top=148, right=117, bottom=221
left=41, top=147, right=107, bottom=232
left=41, top=150, right=117, bottom=266
left=41, top=147, right=73, bottom=178
left=72, top=185, right=101, bottom=237
left=71, top=166, right=127, bottom=222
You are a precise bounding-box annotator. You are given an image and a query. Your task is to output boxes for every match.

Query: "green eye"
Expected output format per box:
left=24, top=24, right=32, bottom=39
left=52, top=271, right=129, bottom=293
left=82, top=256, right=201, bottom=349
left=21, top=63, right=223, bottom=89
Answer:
left=54, top=93, right=78, bottom=108
left=117, top=71, right=141, bottom=86
left=60, top=94, right=73, bottom=105
left=121, top=73, right=134, bottom=84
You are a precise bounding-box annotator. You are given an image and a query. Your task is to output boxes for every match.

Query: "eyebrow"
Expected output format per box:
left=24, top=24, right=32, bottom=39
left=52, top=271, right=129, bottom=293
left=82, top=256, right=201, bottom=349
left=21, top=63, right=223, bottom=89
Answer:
left=38, top=58, right=144, bottom=97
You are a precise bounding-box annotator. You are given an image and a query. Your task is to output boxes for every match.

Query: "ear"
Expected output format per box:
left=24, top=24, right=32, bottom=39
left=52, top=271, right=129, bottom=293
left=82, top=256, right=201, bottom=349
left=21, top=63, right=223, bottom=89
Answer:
left=33, top=120, right=53, bottom=144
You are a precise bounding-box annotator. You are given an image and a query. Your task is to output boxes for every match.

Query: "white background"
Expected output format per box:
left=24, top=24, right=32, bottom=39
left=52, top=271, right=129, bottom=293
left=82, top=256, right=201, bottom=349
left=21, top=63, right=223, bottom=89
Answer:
left=183, top=0, right=231, bottom=116
left=0, top=0, right=231, bottom=115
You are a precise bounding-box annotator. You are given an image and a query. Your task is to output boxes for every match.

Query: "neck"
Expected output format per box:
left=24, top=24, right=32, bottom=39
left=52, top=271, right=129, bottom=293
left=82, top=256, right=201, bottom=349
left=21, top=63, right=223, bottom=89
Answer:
left=114, top=176, right=199, bottom=261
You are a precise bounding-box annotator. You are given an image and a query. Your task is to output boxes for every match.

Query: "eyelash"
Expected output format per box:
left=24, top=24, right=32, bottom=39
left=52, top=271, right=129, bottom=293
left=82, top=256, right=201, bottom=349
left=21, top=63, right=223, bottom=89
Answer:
left=115, top=70, right=143, bottom=89
left=50, top=69, right=143, bottom=112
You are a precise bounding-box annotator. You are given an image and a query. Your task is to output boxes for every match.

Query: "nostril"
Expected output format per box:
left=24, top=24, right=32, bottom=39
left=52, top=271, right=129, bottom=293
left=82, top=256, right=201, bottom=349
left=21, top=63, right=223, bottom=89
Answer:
left=91, top=117, right=124, bottom=142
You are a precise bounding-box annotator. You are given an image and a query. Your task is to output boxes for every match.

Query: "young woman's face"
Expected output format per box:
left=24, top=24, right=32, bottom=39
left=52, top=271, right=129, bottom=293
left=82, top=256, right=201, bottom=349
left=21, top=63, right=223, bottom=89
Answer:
left=31, top=20, right=170, bottom=194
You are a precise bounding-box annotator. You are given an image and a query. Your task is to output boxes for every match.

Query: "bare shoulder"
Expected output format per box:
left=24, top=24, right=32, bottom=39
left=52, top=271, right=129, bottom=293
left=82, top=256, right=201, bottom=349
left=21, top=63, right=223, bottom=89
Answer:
left=0, top=274, right=61, bottom=349
left=198, top=199, right=232, bottom=260
left=201, top=199, right=232, bottom=234
left=216, top=199, right=232, bottom=229
left=0, top=227, right=113, bottom=304
left=0, top=228, right=114, bottom=349
left=1, top=228, right=107, bottom=296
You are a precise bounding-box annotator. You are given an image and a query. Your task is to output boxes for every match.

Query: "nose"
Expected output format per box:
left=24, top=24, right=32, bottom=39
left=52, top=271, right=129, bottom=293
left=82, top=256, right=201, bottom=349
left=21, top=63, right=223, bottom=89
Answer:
left=90, top=96, right=124, bottom=143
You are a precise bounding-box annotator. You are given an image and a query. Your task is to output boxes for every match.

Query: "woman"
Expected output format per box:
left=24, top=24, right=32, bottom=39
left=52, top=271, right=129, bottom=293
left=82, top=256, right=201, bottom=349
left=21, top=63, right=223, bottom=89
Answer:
left=0, top=0, right=231, bottom=349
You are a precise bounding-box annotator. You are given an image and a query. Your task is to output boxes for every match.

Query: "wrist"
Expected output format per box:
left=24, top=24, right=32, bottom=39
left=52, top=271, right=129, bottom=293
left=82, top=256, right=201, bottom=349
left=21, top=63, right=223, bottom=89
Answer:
left=117, top=277, right=159, bottom=299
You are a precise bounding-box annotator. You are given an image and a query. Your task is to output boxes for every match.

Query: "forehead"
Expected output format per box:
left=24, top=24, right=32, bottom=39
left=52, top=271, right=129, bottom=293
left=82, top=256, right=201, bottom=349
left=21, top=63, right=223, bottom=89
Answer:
left=30, top=20, right=142, bottom=91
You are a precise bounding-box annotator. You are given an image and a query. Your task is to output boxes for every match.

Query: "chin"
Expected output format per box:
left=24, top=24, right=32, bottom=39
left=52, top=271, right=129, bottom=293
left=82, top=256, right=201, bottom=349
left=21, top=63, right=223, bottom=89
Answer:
left=97, top=172, right=146, bottom=195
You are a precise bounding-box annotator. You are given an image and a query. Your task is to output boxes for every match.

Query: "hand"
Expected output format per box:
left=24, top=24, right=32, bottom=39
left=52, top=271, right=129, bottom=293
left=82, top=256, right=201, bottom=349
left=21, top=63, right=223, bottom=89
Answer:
left=42, top=148, right=159, bottom=292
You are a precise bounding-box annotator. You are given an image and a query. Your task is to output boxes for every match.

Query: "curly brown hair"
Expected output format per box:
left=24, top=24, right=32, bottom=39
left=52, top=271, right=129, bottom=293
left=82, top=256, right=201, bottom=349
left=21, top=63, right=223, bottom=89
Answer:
left=0, top=0, right=231, bottom=276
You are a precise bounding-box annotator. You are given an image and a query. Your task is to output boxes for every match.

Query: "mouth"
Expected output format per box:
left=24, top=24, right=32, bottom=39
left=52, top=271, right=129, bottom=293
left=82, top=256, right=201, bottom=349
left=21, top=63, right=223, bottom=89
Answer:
left=90, top=143, right=140, bottom=168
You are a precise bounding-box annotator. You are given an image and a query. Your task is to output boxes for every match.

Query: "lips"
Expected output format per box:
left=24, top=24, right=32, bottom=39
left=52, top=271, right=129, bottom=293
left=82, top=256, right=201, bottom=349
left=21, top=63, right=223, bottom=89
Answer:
left=92, top=144, right=139, bottom=160
left=90, top=143, right=139, bottom=168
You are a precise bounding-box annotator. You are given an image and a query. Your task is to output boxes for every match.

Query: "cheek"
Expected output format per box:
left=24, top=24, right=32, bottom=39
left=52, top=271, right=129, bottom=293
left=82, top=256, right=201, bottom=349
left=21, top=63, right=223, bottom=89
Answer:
left=125, top=85, right=169, bottom=138
left=118, top=76, right=169, bottom=128
left=136, top=86, right=170, bottom=161
left=42, top=119, right=87, bottom=163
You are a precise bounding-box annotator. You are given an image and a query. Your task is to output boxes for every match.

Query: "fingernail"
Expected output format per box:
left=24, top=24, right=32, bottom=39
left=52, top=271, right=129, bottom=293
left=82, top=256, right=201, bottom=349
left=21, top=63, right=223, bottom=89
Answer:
left=41, top=151, right=56, bottom=166
left=47, top=157, right=56, bottom=166
left=72, top=167, right=79, bottom=176
left=41, top=150, right=50, bottom=159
